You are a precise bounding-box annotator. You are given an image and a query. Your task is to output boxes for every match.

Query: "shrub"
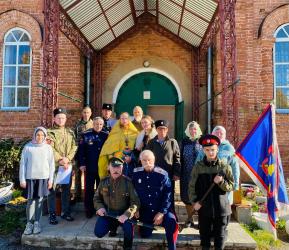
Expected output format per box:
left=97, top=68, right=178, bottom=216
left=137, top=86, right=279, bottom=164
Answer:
left=0, top=138, right=29, bottom=186
left=0, top=209, right=25, bottom=235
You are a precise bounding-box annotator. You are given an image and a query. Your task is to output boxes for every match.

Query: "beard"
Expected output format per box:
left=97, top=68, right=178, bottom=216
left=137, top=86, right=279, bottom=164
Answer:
left=134, top=116, right=142, bottom=122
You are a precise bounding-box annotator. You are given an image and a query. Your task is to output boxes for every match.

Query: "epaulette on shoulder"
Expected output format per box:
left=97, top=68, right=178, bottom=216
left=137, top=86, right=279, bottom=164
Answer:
left=83, top=129, right=93, bottom=134
left=133, top=166, right=144, bottom=172
left=102, top=176, right=110, bottom=184
left=100, top=130, right=109, bottom=135
left=154, top=167, right=168, bottom=176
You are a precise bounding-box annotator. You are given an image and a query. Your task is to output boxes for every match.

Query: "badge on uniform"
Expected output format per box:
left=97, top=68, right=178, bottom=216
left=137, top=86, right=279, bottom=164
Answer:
left=138, top=179, right=142, bottom=184
left=88, top=140, right=93, bottom=145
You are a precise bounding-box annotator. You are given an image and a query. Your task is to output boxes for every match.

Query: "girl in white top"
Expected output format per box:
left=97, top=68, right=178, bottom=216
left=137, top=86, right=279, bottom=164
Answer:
left=19, top=126, right=55, bottom=235
left=135, top=115, right=157, bottom=153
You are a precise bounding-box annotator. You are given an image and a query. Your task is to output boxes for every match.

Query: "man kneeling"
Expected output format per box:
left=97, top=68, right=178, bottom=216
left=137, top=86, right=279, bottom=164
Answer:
left=132, top=150, right=178, bottom=250
left=93, top=157, right=140, bottom=250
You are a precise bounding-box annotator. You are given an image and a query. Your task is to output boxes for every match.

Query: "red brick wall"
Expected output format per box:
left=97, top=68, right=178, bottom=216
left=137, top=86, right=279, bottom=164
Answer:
left=0, top=0, right=85, bottom=139
left=58, top=31, right=85, bottom=129
left=209, top=1, right=289, bottom=178
left=235, top=1, right=289, bottom=177
left=101, top=24, right=192, bottom=101
left=0, top=1, right=43, bottom=140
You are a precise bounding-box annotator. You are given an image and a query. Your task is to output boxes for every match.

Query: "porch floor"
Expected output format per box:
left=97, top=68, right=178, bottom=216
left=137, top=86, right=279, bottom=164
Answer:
left=21, top=204, right=256, bottom=250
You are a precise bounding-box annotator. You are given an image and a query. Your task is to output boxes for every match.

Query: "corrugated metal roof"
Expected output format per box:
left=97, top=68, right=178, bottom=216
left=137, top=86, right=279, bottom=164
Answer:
left=91, top=30, right=115, bottom=50
left=159, top=0, right=182, bottom=23
left=147, top=0, right=156, bottom=11
left=81, top=15, right=109, bottom=42
left=59, top=0, right=218, bottom=50
left=106, top=0, right=131, bottom=26
left=159, top=13, right=179, bottom=35
left=134, top=0, right=144, bottom=11
left=61, top=0, right=77, bottom=9
left=113, top=14, right=134, bottom=37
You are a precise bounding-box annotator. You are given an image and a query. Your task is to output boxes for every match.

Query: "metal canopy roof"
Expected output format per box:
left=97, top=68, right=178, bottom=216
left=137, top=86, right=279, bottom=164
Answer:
left=60, top=0, right=218, bottom=50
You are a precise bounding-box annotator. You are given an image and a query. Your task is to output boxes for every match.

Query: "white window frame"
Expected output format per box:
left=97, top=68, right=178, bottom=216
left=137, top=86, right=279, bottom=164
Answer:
left=274, top=23, right=289, bottom=113
left=1, top=27, right=32, bottom=111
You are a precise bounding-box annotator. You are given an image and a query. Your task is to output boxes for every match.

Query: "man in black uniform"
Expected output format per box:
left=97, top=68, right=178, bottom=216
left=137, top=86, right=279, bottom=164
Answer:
left=101, top=103, right=116, bottom=133
left=78, top=117, right=108, bottom=218
left=145, top=120, right=181, bottom=209
left=188, top=134, right=234, bottom=250
left=73, top=106, right=93, bottom=202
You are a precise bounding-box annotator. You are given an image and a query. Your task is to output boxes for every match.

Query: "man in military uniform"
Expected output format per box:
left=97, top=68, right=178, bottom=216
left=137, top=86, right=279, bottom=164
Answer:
left=145, top=120, right=181, bottom=208
left=188, top=134, right=234, bottom=250
left=132, top=150, right=178, bottom=250
left=101, top=103, right=116, bottom=133
left=47, top=108, right=78, bottom=224
left=94, top=157, right=140, bottom=250
left=74, top=106, right=93, bottom=202
left=78, top=117, right=108, bottom=218
left=74, top=106, right=93, bottom=142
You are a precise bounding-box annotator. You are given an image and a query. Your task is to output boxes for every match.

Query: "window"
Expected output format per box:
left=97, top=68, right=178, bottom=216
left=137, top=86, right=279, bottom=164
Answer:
left=2, top=28, right=31, bottom=110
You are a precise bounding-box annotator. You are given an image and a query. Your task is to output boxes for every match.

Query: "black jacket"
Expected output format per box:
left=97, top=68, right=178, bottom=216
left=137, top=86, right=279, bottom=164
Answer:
left=146, top=136, right=181, bottom=179
left=78, top=129, right=108, bottom=173
left=188, top=157, right=234, bottom=217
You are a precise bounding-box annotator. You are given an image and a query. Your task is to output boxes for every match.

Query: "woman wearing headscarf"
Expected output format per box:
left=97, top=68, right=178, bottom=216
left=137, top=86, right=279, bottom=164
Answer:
left=98, top=112, right=139, bottom=179
left=180, top=121, right=202, bottom=225
left=19, top=127, right=55, bottom=235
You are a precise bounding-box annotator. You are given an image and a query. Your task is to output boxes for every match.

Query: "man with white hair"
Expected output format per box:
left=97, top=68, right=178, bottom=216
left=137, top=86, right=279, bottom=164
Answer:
left=132, top=150, right=178, bottom=250
left=131, top=106, right=143, bottom=132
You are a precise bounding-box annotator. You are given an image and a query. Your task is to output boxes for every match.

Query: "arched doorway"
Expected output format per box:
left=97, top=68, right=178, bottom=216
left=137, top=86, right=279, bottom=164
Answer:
left=114, top=72, right=184, bottom=140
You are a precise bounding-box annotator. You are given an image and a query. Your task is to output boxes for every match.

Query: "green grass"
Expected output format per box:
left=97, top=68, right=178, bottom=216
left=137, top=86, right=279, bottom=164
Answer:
left=241, top=221, right=281, bottom=250
left=276, top=219, right=286, bottom=231
left=0, top=208, right=25, bottom=235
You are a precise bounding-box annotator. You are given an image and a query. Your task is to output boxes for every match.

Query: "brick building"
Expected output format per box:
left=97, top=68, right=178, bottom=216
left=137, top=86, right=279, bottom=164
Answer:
left=1, top=0, right=289, bottom=177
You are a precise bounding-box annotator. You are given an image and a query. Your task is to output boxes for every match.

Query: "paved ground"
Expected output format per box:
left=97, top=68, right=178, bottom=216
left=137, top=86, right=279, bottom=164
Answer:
left=21, top=211, right=256, bottom=250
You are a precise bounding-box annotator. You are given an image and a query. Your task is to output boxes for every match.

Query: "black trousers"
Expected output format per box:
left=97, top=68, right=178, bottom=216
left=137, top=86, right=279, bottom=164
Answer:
left=84, top=172, right=100, bottom=213
left=199, top=213, right=230, bottom=250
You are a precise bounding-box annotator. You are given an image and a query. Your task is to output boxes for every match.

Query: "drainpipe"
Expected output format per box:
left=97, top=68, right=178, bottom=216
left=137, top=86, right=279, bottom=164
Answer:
left=86, top=57, right=91, bottom=106
left=207, top=47, right=213, bottom=133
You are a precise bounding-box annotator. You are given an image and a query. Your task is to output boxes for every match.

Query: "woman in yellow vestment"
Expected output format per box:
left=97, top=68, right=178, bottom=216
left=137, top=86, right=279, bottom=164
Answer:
left=98, top=112, right=139, bottom=178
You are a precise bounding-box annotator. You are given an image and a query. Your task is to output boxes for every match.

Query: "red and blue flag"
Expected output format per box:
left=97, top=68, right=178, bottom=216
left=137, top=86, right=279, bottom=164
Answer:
left=236, top=104, right=289, bottom=239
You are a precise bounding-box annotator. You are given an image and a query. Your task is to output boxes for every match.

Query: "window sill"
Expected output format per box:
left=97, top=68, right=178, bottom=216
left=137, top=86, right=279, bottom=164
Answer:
left=0, top=107, right=30, bottom=112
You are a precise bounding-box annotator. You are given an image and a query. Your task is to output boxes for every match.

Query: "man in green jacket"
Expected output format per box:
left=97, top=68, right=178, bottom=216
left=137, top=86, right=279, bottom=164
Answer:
left=94, top=157, right=140, bottom=250
left=47, top=108, right=77, bottom=224
left=188, top=134, right=234, bottom=250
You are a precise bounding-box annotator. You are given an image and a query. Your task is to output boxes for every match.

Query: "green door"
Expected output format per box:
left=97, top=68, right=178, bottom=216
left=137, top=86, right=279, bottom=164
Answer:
left=115, top=72, right=183, bottom=138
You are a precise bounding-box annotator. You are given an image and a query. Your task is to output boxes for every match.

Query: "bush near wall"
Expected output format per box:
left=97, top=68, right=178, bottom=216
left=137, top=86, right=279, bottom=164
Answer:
left=0, top=138, right=29, bottom=186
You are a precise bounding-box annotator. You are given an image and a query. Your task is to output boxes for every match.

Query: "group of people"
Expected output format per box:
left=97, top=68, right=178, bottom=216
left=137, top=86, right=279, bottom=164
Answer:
left=19, top=103, right=240, bottom=250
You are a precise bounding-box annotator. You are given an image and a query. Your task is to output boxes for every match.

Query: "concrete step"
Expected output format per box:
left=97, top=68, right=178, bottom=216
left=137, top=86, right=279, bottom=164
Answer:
left=72, top=201, right=191, bottom=222
left=22, top=212, right=256, bottom=250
